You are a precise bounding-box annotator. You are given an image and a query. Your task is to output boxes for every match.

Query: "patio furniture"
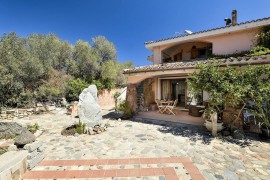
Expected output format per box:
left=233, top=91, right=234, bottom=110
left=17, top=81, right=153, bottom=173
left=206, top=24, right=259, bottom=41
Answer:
left=155, top=99, right=166, bottom=113
left=164, top=99, right=178, bottom=115
left=160, top=100, right=174, bottom=106
left=189, top=105, right=205, bottom=117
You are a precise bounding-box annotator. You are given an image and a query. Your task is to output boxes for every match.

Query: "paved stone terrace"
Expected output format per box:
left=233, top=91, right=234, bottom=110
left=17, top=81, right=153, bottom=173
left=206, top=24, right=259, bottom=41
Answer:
left=10, top=109, right=270, bottom=179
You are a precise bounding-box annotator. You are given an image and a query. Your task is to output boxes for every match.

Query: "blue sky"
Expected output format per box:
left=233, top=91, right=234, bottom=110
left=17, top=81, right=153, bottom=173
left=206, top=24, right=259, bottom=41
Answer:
left=0, top=0, right=269, bottom=66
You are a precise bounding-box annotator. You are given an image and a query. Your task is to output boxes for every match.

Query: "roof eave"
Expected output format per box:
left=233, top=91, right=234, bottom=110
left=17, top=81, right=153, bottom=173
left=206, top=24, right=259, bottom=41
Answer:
left=145, top=18, right=270, bottom=49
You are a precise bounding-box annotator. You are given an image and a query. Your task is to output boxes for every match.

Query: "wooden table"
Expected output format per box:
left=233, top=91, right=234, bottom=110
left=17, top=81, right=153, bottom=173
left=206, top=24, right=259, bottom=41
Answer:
left=160, top=100, right=174, bottom=106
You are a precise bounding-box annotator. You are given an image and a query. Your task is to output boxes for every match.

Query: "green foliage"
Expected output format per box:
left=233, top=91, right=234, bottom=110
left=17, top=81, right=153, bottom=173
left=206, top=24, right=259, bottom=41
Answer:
left=37, top=69, right=73, bottom=101
left=116, top=100, right=133, bottom=116
left=252, top=101, right=270, bottom=128
left=92, top=36, right=117, bottom=62
left=113, top=91, right=121, bottom=109
left=91, top=79, right=105, bottom=91
left=113, top=91, right=121, bottom=100
left=65, top=79, right=89, bottom=101
left=100, top=60, right=133, bottom=89
left=189, top=63, right=270, bottom=126
left=250, top=46, right=270, bottom=56
left=27, top=123, right=40, bottom=134
left=257, top=26, right=270, bottom=49
left=207, top=51, right=249, bottom=59
left=72, top=40, right=100, bottom=82
left=101, top=60, right=118, bottom=81
left=75, top=121, right=86, bottom=134
left=103, top=80, right=116, bottom=90
left=0, top=32, right=131, bottom=108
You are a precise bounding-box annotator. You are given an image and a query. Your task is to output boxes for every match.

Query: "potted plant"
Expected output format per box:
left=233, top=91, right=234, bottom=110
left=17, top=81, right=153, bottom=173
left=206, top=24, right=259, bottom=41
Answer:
left=203, top=107, right=224, bottom=132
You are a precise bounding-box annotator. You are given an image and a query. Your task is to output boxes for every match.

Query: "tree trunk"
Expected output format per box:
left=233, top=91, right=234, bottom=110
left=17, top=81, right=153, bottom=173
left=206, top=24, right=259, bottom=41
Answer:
left=234, top=103, right=246, bottom=127
left=211, top=112, right=218, bottom=136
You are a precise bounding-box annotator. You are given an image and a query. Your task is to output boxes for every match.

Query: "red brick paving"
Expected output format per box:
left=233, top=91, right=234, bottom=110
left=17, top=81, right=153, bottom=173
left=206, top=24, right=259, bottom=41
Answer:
left=23, top=157, right=205, bottom=179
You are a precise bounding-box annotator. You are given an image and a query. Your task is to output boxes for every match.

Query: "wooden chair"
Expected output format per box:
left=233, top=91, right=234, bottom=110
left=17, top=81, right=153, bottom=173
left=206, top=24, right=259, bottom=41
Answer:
left=165, top=99, right=178, bottom=115
left=155, top=99, right=166, bottom=113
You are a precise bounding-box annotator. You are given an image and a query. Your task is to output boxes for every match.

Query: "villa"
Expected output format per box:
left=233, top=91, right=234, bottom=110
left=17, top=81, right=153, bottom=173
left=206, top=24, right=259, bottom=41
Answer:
left=124, top=10, right=270, bottom=125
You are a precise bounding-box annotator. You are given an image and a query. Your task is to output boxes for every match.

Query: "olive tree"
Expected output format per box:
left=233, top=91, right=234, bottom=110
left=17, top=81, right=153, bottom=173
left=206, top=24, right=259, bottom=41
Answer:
left=92, top=36, right=117, bottom=62
left=189, top=62, right=270, bottom=136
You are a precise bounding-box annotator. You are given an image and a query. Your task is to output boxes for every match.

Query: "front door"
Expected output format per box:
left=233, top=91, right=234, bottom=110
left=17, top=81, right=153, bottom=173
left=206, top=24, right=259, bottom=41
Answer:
left=161, top=79, right=186, bottom=107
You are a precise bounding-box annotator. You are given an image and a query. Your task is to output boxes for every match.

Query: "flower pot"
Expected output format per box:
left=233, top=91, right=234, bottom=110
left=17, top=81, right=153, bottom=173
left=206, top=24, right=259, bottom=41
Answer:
left=204, top=120, right=224, bottom=132
left=261, top=127, right=270, bottom=139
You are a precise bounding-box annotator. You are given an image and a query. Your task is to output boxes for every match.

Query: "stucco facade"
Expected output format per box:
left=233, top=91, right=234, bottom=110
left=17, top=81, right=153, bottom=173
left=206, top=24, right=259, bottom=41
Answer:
left=151, top=28, right=258, bottom=64
left=124, top=16, right=270, bottom=113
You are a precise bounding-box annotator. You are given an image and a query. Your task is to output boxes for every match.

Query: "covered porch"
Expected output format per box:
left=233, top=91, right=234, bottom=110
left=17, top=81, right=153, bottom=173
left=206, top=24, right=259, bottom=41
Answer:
left=135, top=108, right=205, bottom=126
left=124, top=66, right=206, bottom=125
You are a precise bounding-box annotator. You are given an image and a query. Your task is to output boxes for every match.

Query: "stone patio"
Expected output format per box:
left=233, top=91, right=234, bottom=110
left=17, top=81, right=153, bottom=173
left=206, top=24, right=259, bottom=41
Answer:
left=135, top=110, right=205, bottom=126
left=4, top=109, right=270, bottom=179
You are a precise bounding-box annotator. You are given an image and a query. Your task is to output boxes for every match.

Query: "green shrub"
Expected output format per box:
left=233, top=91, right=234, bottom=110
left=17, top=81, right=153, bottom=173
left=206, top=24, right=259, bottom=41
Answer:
left=250, top=46, right=270, bottom=56
left=92, top=79, right=115, bottom=93
left=113, top=91, right=121, bottom=100
left=257, top=26, right=270, bottom=49
left=65, top=79, right=89, bottom=102
left=75, top=121, right=86, bottom=134
left=104, top=80, right=115, bottom=90
left=207, top=51, right=249, bottom=59
left=113, top=91, right=121, bottom=109
left=116, top=100, right=133, bottom=116
left=27, top=123, right=39, bottom=133
left=91, top=79, right=104, bottom=92
left=37, top=69, right=73, bottom=102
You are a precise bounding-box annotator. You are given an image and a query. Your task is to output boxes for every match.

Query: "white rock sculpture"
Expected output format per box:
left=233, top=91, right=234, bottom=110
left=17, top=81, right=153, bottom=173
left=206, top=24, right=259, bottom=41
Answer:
left=78, top=85, right=102, bottom=128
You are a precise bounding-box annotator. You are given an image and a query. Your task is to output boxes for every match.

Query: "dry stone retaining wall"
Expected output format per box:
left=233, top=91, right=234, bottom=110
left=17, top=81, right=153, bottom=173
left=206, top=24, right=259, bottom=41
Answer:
left=0, top=151, right=28, bottom=180
left=23, top=141, right=45, bottom=169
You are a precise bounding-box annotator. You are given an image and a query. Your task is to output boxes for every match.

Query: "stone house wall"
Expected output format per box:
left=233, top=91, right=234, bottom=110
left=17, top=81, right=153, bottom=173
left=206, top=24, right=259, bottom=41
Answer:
left=126, top=84, right=137, bottom=113
left=143, top=78, right=155, bottom=108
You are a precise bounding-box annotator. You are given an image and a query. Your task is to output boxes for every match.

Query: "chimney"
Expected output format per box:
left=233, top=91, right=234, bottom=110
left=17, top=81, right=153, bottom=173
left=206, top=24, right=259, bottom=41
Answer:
left=232, top=10, right=237, bottom=26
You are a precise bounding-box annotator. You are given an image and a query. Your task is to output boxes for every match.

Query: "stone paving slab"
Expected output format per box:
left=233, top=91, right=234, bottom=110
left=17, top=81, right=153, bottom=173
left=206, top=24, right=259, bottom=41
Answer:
left=10, top=109, right=270, bottom=179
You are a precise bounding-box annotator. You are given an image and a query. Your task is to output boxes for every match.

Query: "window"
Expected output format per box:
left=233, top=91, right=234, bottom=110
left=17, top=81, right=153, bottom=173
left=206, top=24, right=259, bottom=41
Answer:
left=198, top=48, right=206, bottom=58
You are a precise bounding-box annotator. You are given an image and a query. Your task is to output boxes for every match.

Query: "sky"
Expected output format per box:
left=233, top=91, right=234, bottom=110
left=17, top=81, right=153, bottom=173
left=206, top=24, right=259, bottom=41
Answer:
left=0, top=0, right=270, bottom=66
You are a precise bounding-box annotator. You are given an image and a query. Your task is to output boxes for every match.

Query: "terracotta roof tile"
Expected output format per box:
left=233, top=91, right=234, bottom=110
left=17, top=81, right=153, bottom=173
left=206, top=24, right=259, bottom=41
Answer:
left=145, top=17, right=270, bottom=45
left=123, top=54, right=270, bottom=74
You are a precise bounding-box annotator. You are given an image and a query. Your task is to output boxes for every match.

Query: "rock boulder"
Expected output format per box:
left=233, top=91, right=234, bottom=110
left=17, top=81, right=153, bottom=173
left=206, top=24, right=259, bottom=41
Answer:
left=15, top=130, right=36, bottom=146
left=0, top=122, right=27, bottom=139
left=78, top=85, right=102, bottom=127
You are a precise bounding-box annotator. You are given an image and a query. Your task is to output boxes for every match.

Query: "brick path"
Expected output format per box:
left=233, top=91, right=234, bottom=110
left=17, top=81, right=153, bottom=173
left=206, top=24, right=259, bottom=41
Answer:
left=23, top=157, right=204, bottom=179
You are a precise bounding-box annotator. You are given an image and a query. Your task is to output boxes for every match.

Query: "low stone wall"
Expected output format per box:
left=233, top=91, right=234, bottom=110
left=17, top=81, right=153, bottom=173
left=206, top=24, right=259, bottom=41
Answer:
left=23, top=141, right=45, bottom=169
left=98, top=88, right=126, bottom=110
left=0, top=151, right=28, bottom=180
left=0, top=104, right=57, bottom=120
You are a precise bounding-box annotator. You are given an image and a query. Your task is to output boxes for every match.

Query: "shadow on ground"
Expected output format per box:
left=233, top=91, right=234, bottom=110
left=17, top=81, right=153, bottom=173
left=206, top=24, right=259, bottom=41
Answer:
left=132, top=116, right=266, bottom=147
left=102, top=110, right=121, bottom=120
left=102, top=111, right=267, bottom=147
